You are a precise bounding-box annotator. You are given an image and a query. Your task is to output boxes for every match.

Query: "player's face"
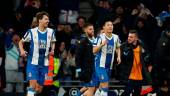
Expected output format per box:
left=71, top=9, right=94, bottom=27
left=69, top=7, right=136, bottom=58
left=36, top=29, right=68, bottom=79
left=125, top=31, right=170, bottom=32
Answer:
left=39, top=15, right=49, bottom=28
left=128, top=33, right=138, bottom=44
left=103, top=21, right=113, bottom=34
left=85, top=25, right=94, bottom=38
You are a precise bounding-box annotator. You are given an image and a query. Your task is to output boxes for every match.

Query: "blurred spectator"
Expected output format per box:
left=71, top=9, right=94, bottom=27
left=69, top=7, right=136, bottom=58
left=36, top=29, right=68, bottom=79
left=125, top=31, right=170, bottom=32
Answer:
left=72, top=16, right=86, bottom=40
left=155, top=24, right=170, bottom=94
left=3, top=34, right=24, bottom=96
left=134, top=18, right=151, bottom=50
left=5, top=27, right=15, bottom=49
left=0, top=27, right=6, bottom=94
left=54, top=41, right=72, bottom=84
left=156, top=2, right=170, bottom=27
left=18, top=0, right=43, bottom=31
left=93, top=0, right=113, bottom=27
left=56, top=24, right=72, bottom=51
left=58, top=10, right=79, bottom=24
left=111, top=4, right=129, bottom=42
left=66, top=49, right=76, bottom=80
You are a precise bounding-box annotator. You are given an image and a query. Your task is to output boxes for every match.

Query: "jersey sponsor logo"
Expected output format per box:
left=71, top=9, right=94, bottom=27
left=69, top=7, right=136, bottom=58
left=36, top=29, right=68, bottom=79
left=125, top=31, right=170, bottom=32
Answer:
left=39, top=40, right=46, bottom=49
left=107, top=45, right=113, bottom=54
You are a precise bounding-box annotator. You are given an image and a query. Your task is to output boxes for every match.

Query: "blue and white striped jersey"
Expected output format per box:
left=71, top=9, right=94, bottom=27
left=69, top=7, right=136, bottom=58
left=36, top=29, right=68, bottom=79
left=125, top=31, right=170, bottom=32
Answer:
left=22, top=27, right=56, bottom=66
left=93, top=33, right=120, bottom=69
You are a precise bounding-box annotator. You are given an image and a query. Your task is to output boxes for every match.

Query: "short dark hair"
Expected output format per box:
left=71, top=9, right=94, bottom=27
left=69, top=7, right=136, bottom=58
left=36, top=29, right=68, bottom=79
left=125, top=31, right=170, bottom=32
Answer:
left=83, top=23, right=93, bottom=29
left=83, top=23, right=93, bottom=32
left=36, top=11, right=49, bottom=23
left=129, top=29, right=139, bottom=37
left=101, top=16, right=113, bottom=27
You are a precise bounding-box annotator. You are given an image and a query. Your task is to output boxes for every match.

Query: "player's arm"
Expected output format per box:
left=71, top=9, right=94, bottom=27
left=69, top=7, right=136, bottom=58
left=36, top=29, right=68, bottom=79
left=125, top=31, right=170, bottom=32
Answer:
left=93, top=37, right=107, bottom=54
left=50, top=30, right=56, bottom=54
left=50, top=42, right=55, bottom=54
left=19, top=39, right=27, bottom=57
left=116, top=47, right=121, bottom=64
left=116, top=37, right=121, bottom=64
left=19, top=31, right=31, bottom=57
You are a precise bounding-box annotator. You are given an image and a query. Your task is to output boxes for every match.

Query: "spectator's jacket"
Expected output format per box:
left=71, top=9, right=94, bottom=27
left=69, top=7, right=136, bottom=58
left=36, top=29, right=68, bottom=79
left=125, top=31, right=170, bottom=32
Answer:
left=0, top=32, right=6, bottom=90
left=75, top=36, right=94, bottom=82
left=119, top=40, right=152, bottom=84
left=156, top=30, right=170, bottom=63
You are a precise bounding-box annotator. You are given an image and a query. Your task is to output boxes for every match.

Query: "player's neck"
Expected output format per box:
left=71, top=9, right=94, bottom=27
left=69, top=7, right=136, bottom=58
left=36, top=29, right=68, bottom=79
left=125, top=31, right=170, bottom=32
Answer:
left=105, top=32, right=112, bottom=38
left=38, top=25, right=46, bottom=32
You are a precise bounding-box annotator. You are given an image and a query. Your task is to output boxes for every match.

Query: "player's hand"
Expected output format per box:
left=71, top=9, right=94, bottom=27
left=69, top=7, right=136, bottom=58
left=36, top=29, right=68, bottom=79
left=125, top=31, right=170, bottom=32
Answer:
left=101, top=39, right=107, bottom=46
left=117, top=57, right=121, bottom=65
left=20, top=50, right=27, bottom=57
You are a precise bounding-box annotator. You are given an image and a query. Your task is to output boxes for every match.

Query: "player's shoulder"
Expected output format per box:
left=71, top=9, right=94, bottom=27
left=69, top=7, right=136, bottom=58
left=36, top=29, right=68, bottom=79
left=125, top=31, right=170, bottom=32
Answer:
left=30, top=27, right=38, bottom=32
left=47, top=27, right=54, bottom=32
left=112, top=33, right=118, bottom=37
left=112, top=33, right=120, bottom=40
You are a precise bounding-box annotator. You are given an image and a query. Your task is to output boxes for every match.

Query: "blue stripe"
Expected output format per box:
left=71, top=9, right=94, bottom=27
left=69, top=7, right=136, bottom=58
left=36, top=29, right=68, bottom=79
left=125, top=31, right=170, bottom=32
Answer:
left=95, top=49, right=102, bottom=67
left=29, top=30, right=33, bottom=64
left=105, top=36, right=114, bottom=68
left=38, top=30, right=47, bottom=65
left=93, top=36, right=100, bottom=45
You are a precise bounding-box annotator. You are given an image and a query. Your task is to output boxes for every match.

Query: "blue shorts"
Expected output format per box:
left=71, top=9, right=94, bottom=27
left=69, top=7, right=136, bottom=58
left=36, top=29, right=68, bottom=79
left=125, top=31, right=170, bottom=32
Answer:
left=26, top=64, right=48, bottom=85
left=80, top=72, right=98, bottom=87
left=93, top=67, right=111, bottom=86
left=81, top=67, right=111, bottom=87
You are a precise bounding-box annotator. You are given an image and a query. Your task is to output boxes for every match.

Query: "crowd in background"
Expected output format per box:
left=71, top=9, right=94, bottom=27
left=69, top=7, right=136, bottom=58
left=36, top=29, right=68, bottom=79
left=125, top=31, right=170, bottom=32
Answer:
left=0, top=0, right=170, bottom=95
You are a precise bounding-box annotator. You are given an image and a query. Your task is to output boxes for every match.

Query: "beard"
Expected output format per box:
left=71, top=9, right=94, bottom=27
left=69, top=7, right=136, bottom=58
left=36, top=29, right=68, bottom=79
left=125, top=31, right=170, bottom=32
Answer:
left=87, top=33, right=93, bottom=38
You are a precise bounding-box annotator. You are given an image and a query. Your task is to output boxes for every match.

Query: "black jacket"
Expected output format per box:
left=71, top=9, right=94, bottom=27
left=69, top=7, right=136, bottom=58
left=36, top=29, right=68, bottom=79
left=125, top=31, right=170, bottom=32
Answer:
left=75, top=36, right=94, bottom=82
left=0, top=32, right=6, bottom=90
left=118, top=40, right=152, bottom=84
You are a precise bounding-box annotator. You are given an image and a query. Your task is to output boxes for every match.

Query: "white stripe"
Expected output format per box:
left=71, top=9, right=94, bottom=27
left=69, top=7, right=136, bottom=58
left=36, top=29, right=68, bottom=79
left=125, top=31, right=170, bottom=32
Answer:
left=99, top=35, right=107, bottom=67
left=31, top=27, right=39, bottom=65
left=100, top=44, right=107, bottom=67
left=110, top=34, right=119, bottom=69
left=44, top=28, right=53, bottom=66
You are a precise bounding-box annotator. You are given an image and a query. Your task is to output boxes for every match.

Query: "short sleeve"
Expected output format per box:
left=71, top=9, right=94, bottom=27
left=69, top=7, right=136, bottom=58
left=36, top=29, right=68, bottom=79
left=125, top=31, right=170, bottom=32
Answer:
left=93, top=36, right=102, bottom=46
left=116, top=35, right=121, bottom=48
left=22, top=30, right=31, bottom=42
left=51, top=30, right=56, bottom=42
